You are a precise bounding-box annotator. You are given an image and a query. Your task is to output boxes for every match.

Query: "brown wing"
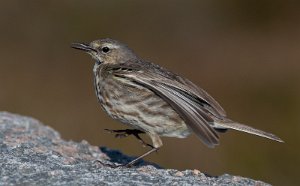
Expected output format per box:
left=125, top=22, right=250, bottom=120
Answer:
left=147, top=81, right=220, bottom=147
left=108, top=61, right=225, bottom=147
left=175, top=76, right=227, bottom=118
left=136, top=60, right=227, bottom=118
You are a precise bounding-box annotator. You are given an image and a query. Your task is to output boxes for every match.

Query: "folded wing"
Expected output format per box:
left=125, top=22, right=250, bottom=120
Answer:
left=110, top=62, right=228, bottom=147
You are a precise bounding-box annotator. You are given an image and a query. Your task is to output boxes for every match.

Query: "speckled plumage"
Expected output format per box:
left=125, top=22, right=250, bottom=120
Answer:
left=93, top=61, right=190, bottom=140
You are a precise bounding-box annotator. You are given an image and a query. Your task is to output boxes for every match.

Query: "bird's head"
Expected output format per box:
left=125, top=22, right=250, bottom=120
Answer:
left=71, top=38, right=137, bottom=65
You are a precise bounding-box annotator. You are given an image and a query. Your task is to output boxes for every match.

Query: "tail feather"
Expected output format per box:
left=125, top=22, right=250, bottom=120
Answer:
left=213, top=122, right=284, bottom=143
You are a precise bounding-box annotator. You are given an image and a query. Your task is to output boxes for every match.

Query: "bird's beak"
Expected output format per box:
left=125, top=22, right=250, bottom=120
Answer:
left=71, top=42, right=97, bottom=52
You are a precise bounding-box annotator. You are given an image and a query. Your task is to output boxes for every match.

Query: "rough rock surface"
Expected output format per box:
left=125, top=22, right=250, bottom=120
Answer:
left=0, top=112, right=270, bottom=186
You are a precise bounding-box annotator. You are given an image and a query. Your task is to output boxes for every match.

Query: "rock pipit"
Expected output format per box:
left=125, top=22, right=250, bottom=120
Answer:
left=71, top=38, right=283, bottom=167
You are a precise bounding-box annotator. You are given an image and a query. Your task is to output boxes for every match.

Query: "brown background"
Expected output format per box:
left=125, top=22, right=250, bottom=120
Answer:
left=0, top=1, right=299, bottom=185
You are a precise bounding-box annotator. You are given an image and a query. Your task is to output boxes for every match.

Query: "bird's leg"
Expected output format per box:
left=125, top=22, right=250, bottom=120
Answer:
left=131, top=132, right=154, bottom=148
left=104, top=129, right=154, bottom=148
left=123, top=133, right=162, bottom=167
left=98, top=133, right=162, bottom=168
left=123, top=147, right=159, bottom=167
left=105, top=129, right=144, bottom=138
left=97, top=147, right=159, bottom=168
left=104, top=129, right=140, bottom=138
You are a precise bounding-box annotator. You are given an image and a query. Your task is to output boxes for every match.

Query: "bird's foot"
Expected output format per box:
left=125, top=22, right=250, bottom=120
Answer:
left=104, top=129, right=154, bottom=148
left=95, top=159, right=133, bottom=168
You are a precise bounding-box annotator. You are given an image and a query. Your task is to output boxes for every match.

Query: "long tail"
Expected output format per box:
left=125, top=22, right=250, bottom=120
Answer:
left=213, top=121, right=284, bottom=142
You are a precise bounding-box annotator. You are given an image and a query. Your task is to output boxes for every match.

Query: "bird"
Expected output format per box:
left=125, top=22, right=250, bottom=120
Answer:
left=71, top=38, right=283, bottom=167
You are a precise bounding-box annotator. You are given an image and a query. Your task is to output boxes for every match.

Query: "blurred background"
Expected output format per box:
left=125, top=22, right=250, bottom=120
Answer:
left=0, top=1, right=299, bottom=185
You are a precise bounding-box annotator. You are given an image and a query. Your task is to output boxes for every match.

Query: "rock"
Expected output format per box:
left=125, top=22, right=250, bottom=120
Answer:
left=0, top=112, right=270, bottom=185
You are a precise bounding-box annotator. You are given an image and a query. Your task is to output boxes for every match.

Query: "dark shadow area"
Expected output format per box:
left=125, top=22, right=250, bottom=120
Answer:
left=99, top=146, right=162, bottom=168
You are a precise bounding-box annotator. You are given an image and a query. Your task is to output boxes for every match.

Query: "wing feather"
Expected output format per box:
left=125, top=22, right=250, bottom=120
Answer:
left=150, top=82, right=220, bottom=147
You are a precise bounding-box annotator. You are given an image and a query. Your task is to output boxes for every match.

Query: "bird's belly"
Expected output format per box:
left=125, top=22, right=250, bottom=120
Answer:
left=97, top=78, right=190, bottom=138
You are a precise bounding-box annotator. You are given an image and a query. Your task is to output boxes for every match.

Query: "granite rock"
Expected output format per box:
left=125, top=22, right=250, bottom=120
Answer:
left=0, top=112, right=270, bottom=186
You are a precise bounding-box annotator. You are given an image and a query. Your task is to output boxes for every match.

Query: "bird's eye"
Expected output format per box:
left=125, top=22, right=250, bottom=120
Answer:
left=101, top=47, right=110, bottom=53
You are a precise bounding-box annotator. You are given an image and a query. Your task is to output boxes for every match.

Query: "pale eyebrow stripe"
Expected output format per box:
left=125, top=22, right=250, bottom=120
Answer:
left=106, top=43, right=120, bottom=49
